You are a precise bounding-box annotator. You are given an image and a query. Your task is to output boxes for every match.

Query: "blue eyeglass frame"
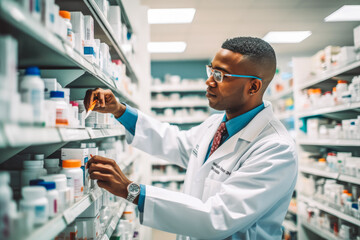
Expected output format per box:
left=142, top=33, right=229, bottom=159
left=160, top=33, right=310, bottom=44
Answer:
left=206, top=65, right=262, bottom=82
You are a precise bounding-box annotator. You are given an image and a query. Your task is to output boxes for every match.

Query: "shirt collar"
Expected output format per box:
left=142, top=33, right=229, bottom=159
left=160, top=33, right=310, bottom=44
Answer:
left=222, top=103, right=265, bottom=138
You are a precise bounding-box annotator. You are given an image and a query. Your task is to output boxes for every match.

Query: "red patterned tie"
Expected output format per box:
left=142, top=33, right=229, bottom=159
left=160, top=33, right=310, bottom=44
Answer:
left=209, top=122, right=227, bottom=156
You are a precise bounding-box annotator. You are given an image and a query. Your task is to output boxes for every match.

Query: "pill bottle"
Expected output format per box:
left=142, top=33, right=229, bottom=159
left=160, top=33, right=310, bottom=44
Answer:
left=19, top=67, right=45, bottom=126
left=42, top=174, right=73, bottom=212
left=44, top=158, right=61, bottom=174
left=37, top=181, right=59, bottom=218
left=70, top=101, right=79, bottom=127
left=61, top=160, right=84, bottom=199
left=0, top=172, right=12, bottom=240
left=50, top=91, right=69, bottom=126
left=59, top=11, right=74, bottom=47
left=20, top=186, right=49, bottom=225
left=21, top=160, right=47, bottom=187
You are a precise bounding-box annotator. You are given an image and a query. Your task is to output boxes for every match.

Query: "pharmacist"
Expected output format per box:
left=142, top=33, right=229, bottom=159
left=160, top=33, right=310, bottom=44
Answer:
left=86, top=37, right=297, bottom=240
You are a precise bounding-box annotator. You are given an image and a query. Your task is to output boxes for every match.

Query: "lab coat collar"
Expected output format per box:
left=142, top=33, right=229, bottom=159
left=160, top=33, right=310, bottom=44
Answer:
left=204, top=101, right=273, bottom=163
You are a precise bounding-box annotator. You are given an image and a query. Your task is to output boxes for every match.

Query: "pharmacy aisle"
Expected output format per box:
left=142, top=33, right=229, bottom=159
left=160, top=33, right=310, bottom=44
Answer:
left=0, top=0, right=151, bottom=239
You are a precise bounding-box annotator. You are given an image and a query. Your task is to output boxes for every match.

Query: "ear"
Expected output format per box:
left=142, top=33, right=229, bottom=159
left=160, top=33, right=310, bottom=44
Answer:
left=249, top=79, right=262, bottom=95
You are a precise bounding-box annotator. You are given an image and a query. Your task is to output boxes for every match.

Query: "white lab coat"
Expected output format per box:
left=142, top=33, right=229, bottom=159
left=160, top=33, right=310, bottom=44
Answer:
left=125, top=101, right=297, bottom=240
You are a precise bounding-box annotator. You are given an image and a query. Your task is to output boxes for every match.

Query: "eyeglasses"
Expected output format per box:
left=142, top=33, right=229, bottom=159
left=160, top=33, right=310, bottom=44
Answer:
left=206, top=65, right=262, bottom=83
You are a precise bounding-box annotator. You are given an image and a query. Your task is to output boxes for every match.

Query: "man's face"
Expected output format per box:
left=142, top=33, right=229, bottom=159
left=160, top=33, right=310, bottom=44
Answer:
left=206, top=48, right=261, bottom=113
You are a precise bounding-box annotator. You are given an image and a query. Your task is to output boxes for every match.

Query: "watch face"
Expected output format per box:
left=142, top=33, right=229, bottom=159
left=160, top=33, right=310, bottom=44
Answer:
left=128, top=183, right=140, bottom=194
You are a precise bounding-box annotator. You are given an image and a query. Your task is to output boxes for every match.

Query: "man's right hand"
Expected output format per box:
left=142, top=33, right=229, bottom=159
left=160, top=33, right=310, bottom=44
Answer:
left=84, top=88, right=126, bottom=118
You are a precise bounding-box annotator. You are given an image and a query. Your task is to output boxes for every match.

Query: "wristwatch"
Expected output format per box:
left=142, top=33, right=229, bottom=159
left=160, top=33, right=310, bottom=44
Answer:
left=126, top=182, right=141, bottom=203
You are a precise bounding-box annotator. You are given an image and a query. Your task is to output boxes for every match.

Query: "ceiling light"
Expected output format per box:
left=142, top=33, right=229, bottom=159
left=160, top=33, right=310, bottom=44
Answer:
left=148, top=8, right=196, bottom=24
left=263, top=31, right=312, bottom=43
left=148, top=42, right=187, bottom=53
left=325, top=5, right=360, bottom=22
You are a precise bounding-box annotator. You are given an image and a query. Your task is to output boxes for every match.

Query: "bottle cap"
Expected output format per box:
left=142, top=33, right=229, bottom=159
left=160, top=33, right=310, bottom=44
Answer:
left=50, top=91, right=65, bottom=98
left=30, top=179, right=45, bottom=186
left=23, top=160, right=44, bottom=168
left=59, top=10, right=71, bottom=20
left=70, top=101, right=79, bottom=107
left=22, top=186, right=46, bottom=199
left=38, top=181, right=56, bottom=190
left=337, top=80, right=348, bottom=84
left=318, top=158, right=326, bottom=162
left=44, top=158, right=59, bottom=168
left=25, top=67, right=40, bottom=76
left=62, top=159, right=81, bottom=168
left=34, top=154, right=45, bottom=160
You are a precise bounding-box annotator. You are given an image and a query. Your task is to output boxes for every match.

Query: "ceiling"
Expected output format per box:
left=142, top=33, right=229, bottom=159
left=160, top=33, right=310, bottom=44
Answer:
left=140, top=0, right=360, bottom=61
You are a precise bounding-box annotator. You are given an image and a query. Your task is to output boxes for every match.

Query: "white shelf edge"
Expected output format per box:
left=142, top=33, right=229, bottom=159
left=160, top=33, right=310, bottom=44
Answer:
left=151, top=175, right=185, bottom=182
left=297, top=102, right=360, bottom=118
left=151, top=85, right=206, bottom=93
left=338, top=174, right=360, bottom=185
left=266, top=88, right=294, bottom=102
left=299, top=195, right=360, bottom=227
left=25, top=188, right=102, bottom=240
left=299, top=166, right=339, bottom=179
left=297, top=138, right=360, bottom=147
left=101, top=201, right=127, bottom=239
left=298, top=60, right=360, bottom=90
left=151, top=100, right=209, bottom=108
left=300, top=218, right=340, bottom=240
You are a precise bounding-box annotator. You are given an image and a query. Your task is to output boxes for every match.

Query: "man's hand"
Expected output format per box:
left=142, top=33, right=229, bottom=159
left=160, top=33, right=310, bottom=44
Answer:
left=87, top=155, right=132, bottom=199
left=84, top=88, right=126, bottom=118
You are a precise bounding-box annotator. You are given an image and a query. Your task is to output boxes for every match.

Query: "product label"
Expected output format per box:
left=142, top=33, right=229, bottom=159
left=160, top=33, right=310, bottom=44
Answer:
left=35, top=205, right=46, bottom=218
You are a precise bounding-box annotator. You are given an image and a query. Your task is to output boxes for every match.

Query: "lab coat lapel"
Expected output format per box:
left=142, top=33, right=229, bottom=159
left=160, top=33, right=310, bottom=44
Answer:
left=200, top=102, right=274, bottom=170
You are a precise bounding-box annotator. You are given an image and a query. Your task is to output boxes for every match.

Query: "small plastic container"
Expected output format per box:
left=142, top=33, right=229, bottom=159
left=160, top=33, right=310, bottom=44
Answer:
left=0, top=172, right=12, bottom=240
left=19, top=67, right=45, bottom=126
left=61, top=160, right=84, bottom=199
left=59, top=11, right=74, bottom=47
left=70, top=101, right=79, bottom=127
left=50, top=91, right=69, bottom=126
left=44, top=158, right=61, bottom=174
left=41, top=174, right=74, bottom=212
left=21, top=160, right=47, bottom=187
left=20, top=186, right=49, bottom=225
left=37, top=181, right=59, bottom=218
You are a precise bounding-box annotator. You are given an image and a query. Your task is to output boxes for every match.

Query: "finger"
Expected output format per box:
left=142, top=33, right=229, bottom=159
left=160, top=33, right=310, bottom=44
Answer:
left=97, top=180, right=107, bottom=189
left=99, top=90, right=106, bottom=108
left=88, top=162, right=116, bottom=175
left=84, top=89, right=94, bottom=111
left=89, top=171, right=112, bottom=181
left=88, top=155, right=117, bottom=167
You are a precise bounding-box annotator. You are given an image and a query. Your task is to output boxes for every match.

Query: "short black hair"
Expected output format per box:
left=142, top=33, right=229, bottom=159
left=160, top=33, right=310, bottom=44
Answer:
left=221, top=37, right=276, bottom=65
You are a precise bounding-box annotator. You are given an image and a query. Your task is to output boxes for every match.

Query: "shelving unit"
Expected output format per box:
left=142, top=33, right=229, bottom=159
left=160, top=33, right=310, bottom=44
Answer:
left=293, top=54, right=360, bottom=240
left=0, top=0, right=150, bottom=238
left=267, top=88, right=294, bottom=102
left=151, top=99, right=209, bottom=108
left=151, top=84, right=205, bottom=93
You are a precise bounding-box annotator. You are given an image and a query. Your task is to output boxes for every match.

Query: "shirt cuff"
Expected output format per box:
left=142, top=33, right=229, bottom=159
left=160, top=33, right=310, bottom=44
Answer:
left=138, top=184, right=146, bottom=212
left=116, top=103, right=138, bottom=136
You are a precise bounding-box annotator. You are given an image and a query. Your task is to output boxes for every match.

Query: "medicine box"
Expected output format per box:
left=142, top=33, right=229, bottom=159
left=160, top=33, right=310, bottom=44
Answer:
left=76, top=213, right=101, bottom=240
left=43, top=78, right=58, bottom=99
left=0, top=36, right=18, bottom=95
left=70, top=12, right=85, bottom=53
left=41, top=0, right=55, bottom=30
left=84, top=15, right=94, bottom=41
left=354, top=25, right=360, bottom=50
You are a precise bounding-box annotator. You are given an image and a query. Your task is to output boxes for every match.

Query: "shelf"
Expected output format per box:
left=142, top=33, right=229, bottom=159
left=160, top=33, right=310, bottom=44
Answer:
left=100, top=201, right=127, bottom=240
left=156, top=115, right=209, bottom=124
left=338, top=174, right=360, bottom=185
left=151, top=159, right=173, bottom=166
left=299, top=166, right=339, bottom=179
left=0, top=124, right=126, bottom=149
left=282, top=220, right=297, bottom=232
left=151, top=84, right=206, bottom=93
left=300, top=218, right=340, bottom=240
left=297, top=102, right=360, bottom=119
left=297, top=138, right=360, bottom=147
left=298, top=60, right=360, bottom=90
left=299, top=195, right=360, bottom=227
left=25, top=187, right=103, bottom=240
left=151, top=100, right=209, bottom=108
left=151, top=175, right=185, bottom=182
left=266, top=88, right=294, bottom=102
left=0, top=0, right=139, bottom=107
